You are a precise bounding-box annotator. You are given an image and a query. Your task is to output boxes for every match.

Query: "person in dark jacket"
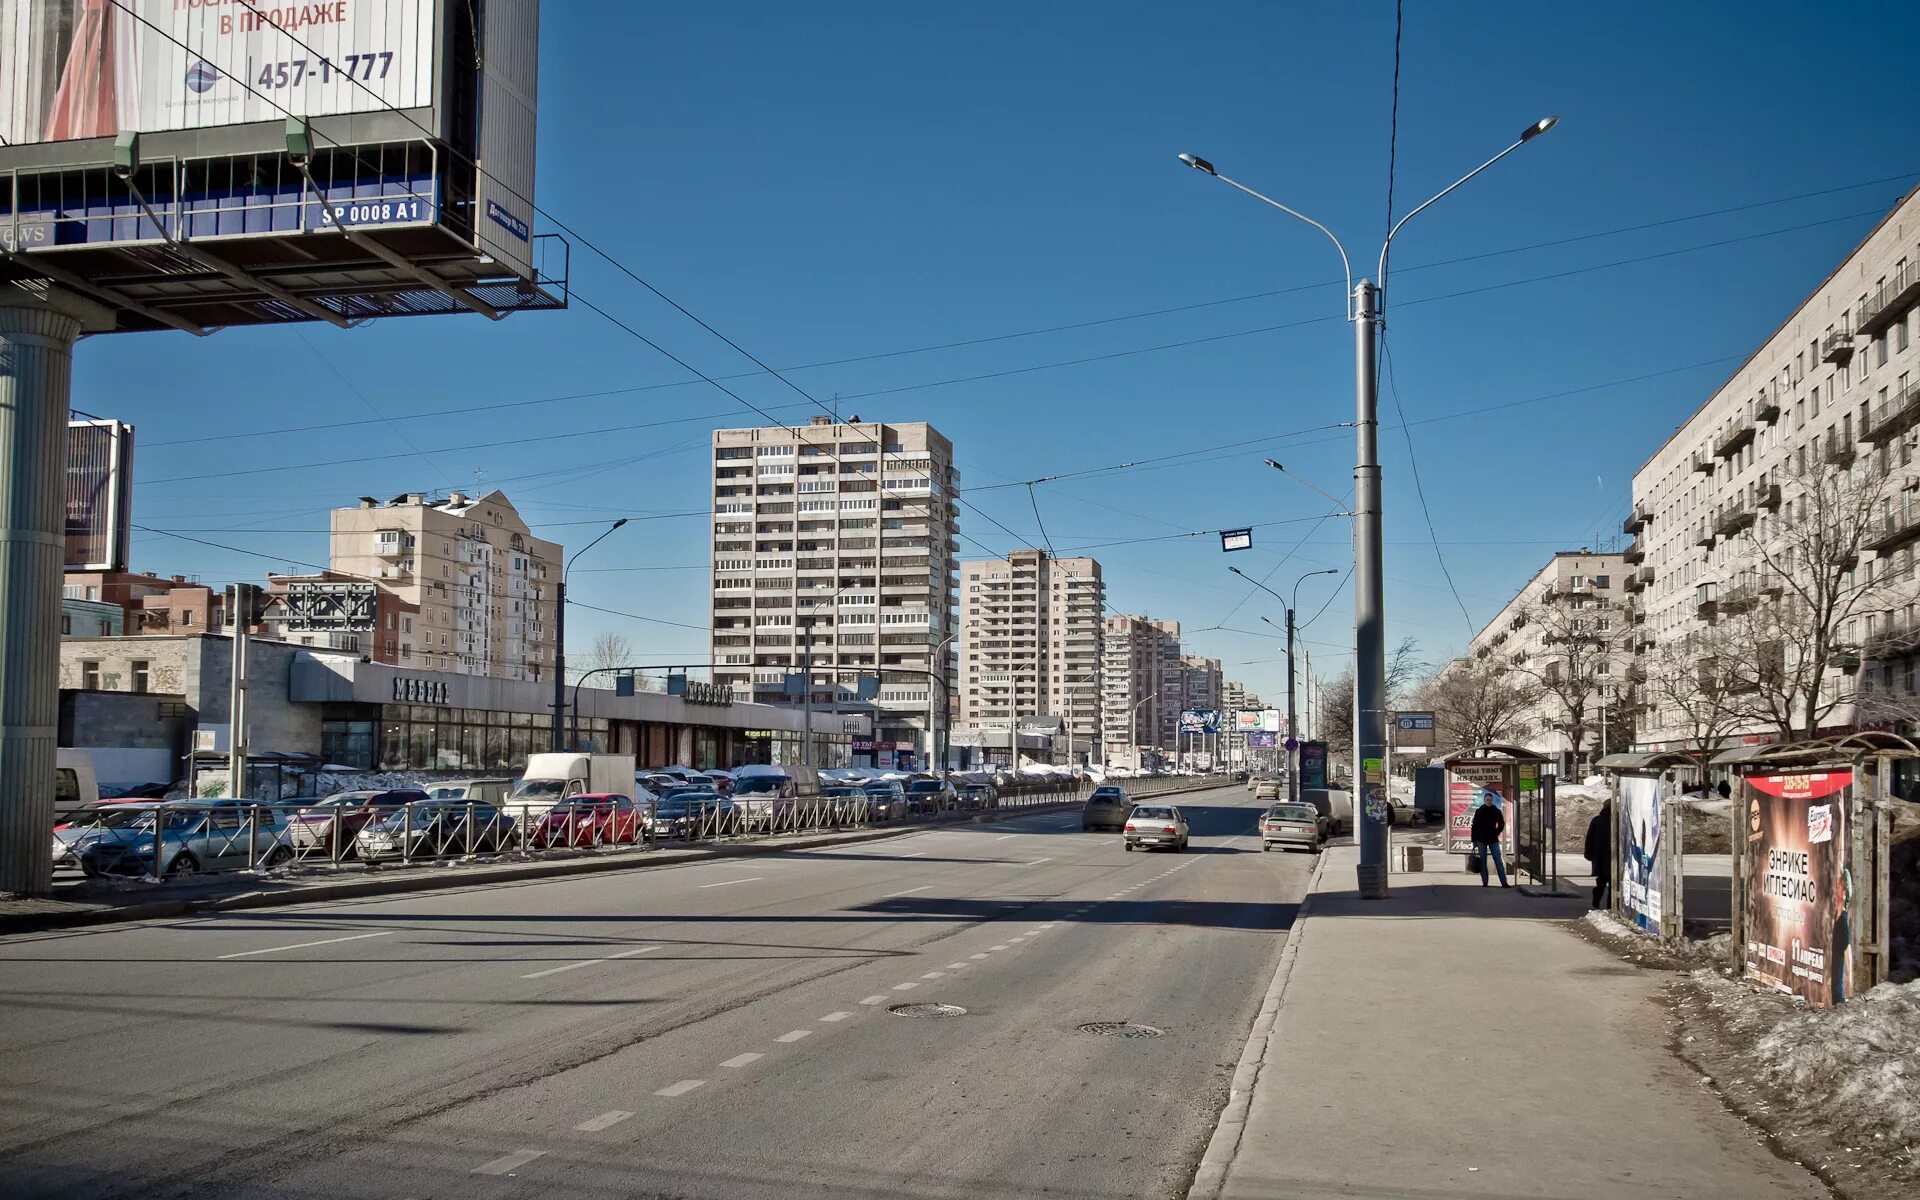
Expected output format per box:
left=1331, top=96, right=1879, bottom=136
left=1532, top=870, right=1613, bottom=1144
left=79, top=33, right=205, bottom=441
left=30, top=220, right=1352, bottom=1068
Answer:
left=1584, top=800, right=1612, bottom=910
left=1469, top=794, right=1509, bottom=887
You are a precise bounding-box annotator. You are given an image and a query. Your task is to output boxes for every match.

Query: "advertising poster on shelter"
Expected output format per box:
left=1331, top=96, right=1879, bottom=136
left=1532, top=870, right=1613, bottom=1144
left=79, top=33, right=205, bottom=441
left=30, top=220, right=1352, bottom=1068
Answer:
left=2, top=0, right=437, bottom=146
left=1446, top=762, right=1514, bottom=855
left=1742, top=772, right=1853, bottom=1007
left=1298, top=741, right=1327, bottom=789
left=1617, top=775, right=1662, bottom=934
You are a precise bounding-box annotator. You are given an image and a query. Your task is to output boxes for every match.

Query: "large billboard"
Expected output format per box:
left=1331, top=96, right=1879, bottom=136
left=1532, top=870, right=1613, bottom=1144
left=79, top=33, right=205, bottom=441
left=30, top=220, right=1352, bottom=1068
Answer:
left=1247, top=730, right=1276, bottom=749
left=65, top=418, right=132, bottom=572
left=1742, top=771, right=1853, bottom=1007
left=1179, top=709, right=1220, bottom=735
left=1618, top=774, right=1662, bottom=935
left=1235, top=708, right=1263, bottom=733
left=1, top=0, right=439, bottom=146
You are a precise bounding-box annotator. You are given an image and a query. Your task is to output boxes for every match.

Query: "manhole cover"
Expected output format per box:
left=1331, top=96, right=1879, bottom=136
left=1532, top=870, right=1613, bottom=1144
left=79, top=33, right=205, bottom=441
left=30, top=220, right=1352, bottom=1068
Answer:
left=1078, top=1021, right=1164, bottom=1039
left=890, top=1003, right=967, bottom=1018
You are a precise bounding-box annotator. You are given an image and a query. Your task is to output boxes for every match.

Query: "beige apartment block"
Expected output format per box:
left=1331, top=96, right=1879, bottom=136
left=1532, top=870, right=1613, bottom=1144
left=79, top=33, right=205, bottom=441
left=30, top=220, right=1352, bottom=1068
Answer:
left=1628, top=184, right=1920, bottom=749
left=329, top=490, right=559, bottom=680
left=959, top=550, right=1104, bottom=755
left=709, top=417, right=959, bottom=760
left=1101, top=614, right=1182, bottom=760
left=1463, top=551, right=1628, bottom=771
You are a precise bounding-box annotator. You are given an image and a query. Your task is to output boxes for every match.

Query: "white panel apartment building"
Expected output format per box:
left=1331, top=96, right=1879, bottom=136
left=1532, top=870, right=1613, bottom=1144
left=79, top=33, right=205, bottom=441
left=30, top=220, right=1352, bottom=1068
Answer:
left=1463, top=551, right=1628, bottom=770
left=709, top=417, right=959, bottom=758
left=959, top=550, right=1104, bottom=757
left=1629, top=185, right=1920, bottom=748
left=329, top=490, right=558, bottom=680
left=1101, top=615, right=1182, bottom=761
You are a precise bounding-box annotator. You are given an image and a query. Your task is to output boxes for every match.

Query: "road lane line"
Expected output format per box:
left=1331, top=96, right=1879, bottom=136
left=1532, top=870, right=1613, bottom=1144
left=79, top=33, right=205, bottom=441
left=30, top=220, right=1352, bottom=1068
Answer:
left=886, top=885, right=933, bottom=896
left=216, top=931, right=395, bottom=959
left=820, top=1012, right=853, bottom=1023
left=1021, top=857, right=1054, bottom=867
left=895, top=851, right=927, bottom=858
left=775, top=1029, right=813, bottom=1043
left=969, top=953, right=990, bottom=960
left=994, top=834, right=1019, bottom=840
left=655, top=1080, right=706, bottom=1097
left=520, top=945, right=659, bottom=979
left=699, top=877, right=764, bottom=888
left=576, top=1111, right=634, bottom=1132
left=1010, top=936, right=1028, bottom=942
left=892, top=982, right=918, bottom=991
left=920, top=971, right=945, bottom=979
left=989, top=944, right=1009, bottom=951
left=859, top=994, right=890, bottom=1005
left=474, top=1150, right=546, bottom=1175
left=720, top=1052, right=763, bottom=1069
left=945, top=962, right=969, bottom=969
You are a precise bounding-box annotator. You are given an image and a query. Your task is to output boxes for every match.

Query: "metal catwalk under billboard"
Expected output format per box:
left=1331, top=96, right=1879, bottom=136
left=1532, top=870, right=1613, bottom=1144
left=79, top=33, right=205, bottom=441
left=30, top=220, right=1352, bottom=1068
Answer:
left=1742, top=771, right=1853, bottom=1007
left=1, top=0, right=438, bottom=145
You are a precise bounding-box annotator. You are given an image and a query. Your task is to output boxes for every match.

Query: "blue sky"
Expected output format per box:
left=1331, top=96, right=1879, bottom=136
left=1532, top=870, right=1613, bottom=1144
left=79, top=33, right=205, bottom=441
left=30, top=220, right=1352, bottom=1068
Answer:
left=82, top=0, right=1920, bottom=703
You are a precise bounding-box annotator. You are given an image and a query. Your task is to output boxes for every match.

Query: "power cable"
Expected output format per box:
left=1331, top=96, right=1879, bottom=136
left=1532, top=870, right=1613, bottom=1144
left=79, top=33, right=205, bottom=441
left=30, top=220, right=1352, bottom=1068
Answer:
left=1384, top=0, right=1404, bottom=244
left=1380, top=332, right=1475, bottom=638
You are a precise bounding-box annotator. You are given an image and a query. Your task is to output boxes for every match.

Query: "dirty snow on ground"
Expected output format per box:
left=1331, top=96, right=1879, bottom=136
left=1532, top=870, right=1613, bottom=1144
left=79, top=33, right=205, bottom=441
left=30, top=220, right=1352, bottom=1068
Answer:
left=1690, top=970, right=1920, bottom=1174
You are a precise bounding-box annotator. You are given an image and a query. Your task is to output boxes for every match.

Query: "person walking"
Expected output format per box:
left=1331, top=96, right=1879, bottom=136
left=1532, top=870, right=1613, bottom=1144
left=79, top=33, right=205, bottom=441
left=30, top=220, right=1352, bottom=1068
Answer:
left=1584, top=800, right=1613, bottom=910
left=1470, top=794, right=1509, bottom=887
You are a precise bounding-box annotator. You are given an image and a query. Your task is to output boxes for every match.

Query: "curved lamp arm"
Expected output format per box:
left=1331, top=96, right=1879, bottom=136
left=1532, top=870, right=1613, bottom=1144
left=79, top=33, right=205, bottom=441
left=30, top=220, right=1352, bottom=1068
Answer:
left=1179, top=153, right=1353, bottom=319
left=1377, top=116, right=1559, bottom=295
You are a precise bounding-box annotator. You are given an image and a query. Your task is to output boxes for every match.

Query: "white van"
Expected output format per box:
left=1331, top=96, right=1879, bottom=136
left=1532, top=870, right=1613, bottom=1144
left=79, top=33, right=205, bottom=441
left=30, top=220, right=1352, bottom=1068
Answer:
left=730, top=764, right=820, bottom=830
left=425, top=778, right=514, bottom=805
left=54, top=749, right=101, bottom=820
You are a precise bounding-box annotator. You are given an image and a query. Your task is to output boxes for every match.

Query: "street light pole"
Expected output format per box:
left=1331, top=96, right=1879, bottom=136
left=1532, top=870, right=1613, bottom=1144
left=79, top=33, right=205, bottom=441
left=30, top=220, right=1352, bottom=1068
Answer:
left=1181, top=115, right=1558, bottom=898
left=552, top=518, right=628, bottom=751
left=1245, top=567, right=1336, bottom=805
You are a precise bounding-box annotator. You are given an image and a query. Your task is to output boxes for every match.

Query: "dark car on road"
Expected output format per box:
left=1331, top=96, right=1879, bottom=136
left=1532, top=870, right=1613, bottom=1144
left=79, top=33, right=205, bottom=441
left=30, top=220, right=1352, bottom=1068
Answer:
left=905, top=779, right=957, bottom=814
left=958, top=783, right=994, bottom=811
left=1082, top=786, right=1129, bottom=832
left=820, top=786, right=868, bottom=826
left=863, top=780, right=907, bottom=820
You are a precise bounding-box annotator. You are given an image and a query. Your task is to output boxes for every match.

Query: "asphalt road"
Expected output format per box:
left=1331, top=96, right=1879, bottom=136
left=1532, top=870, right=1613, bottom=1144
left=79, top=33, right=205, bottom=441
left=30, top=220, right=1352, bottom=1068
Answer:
left=0, top=783, right=1309, bottom=1199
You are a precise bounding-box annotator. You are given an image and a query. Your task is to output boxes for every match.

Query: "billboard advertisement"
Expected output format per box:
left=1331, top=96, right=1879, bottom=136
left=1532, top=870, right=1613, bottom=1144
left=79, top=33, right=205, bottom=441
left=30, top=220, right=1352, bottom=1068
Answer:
left=1179, top=709, right=1220, bottom=735
left=1235, top=709, right=1263, bottom=733
left=1, top=0, right=439, bottom=146
left=64, top=418, right=132, bottom=572
left=1618, top=774, right=1662, bottom=934
left=1298, top=740, right=1327, bottom=789
left=1742, top=772, right=1853, bottom=1007
left=1247, top=730, right=1276, bottom=749
left=1262, top=708, right=1282, bottom=733
left=1445, top=761, right=1516, bottom=856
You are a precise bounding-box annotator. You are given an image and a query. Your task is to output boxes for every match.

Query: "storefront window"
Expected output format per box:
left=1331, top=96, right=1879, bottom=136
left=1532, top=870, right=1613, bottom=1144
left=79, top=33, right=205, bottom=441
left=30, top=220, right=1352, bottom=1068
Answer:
left=380, top=721, right=408, bottom=770
left=485, top=726, right=512, bottom=771
left=508, top=727, right=533, bottom=765
left=321, top=720, right=375, bottom=770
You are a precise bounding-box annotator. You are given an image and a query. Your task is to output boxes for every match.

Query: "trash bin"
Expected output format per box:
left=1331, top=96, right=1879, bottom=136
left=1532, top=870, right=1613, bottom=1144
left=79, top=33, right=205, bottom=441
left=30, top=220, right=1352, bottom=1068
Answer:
left=1401, top=845, right=1424, bottom=872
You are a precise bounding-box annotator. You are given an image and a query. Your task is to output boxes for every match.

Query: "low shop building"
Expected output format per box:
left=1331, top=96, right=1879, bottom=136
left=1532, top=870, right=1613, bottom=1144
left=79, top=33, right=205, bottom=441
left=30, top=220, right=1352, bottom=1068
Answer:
left=59, top=634, right=852, bottom=780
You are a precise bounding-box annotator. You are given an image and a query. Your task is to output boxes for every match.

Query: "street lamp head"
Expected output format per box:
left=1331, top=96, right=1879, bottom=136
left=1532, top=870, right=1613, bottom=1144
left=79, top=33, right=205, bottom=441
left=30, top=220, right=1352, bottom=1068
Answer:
left=1177, top=152, right=1217, bottom=176
left=1229, top=566, right=1247, bottom=578
left=1519, top=115, right=1560, bottom=142
left=1263, top=459, right=1283, bottom=471
left=611, top=517, right=629, bottom=530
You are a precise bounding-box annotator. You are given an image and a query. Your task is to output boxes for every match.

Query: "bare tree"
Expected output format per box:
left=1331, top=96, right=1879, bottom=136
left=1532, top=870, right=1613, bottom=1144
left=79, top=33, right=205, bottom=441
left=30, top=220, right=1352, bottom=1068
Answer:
left=1316, top=638, right=1421, bottom=765
left=1418, top=657, right=1541, bottom=755
left=1507, top=585, right=1631, bottom=774
left=1716, top=452, right=1895, bottom=739
left=582, top=630, right=634, bottom=677
left=1642, top=629, right=1747, bottom=780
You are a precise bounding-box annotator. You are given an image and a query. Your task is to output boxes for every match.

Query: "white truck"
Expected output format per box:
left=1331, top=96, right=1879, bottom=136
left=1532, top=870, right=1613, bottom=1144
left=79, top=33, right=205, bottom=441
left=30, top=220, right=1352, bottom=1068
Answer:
left=510, top=754, right=637, bottom=819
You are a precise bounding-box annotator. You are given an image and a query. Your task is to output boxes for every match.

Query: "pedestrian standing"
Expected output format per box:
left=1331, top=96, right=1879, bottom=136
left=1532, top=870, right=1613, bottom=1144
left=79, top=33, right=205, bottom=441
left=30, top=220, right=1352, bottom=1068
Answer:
left=1470, top=795, right=1509, bottom=887
left=1584, top=800, right=1612, bottom=910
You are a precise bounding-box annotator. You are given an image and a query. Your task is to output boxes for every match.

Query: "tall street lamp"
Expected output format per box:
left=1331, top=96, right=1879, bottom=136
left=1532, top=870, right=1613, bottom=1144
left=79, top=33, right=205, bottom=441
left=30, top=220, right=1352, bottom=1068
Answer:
left=552, top=518, right=629, bottom=751
left=1233, top=566, right=1338, bottom=803
left=1181, top=116, right=1558, bottom=897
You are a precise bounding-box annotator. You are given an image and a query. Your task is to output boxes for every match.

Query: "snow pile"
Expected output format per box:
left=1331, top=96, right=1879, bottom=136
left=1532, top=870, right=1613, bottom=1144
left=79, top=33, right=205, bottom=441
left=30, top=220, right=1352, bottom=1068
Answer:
left=1743, top=978, right=1920, bottom=1169
left=1582, top=909, right=1731, bottom=970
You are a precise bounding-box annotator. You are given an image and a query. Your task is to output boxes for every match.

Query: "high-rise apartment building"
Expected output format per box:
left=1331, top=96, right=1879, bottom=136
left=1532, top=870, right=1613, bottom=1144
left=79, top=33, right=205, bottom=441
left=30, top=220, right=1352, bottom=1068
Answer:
left=1178, top=653, right=1223, bottom=713
left=959, top=550, right=1104, bottom=758
left=328, top=490, right=558, bottom=680
left=1101, top=614, right=1182, bottom=760
left=1629, top=185, right=1920, bottom=750
left=709, top=417, right=959, bottom=762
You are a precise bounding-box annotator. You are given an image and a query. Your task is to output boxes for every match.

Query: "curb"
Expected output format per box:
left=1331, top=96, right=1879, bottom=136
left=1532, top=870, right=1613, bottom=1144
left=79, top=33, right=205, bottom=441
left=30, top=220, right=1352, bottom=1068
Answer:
left=1186, top=844, right=1331, bottom=1200
left=1, top=786, right=1224, bottom=937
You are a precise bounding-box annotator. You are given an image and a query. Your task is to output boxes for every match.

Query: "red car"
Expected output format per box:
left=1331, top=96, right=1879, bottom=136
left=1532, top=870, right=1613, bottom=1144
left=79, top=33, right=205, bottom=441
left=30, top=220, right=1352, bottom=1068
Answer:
left=530, top=794, right=642, bottom=848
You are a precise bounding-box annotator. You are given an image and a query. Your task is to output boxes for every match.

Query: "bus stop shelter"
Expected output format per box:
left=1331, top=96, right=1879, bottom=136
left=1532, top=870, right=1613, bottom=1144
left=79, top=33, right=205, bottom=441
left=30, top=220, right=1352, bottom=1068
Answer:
left=1439, top=745, right=1555, bottom=887
left=1596, top=751, right=1703, bottom=944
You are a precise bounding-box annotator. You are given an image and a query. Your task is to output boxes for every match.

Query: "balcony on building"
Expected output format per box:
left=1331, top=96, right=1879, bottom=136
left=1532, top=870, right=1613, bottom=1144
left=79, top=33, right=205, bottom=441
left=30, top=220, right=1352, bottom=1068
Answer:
left=1712, top=497, right=1756, bottom=538
left=1695, top=523, right=1715, bottom=550
left=1864, top=377, right=1920, bottom=446
left=1823, top=430, right=1856, bottom=467
left=1717, top=574, right=1780, bottom=616
left=1622, top=503, right=1652, bottom=535
left=1633, top=631, right=1655, bottom=654
left=1856, top=262, right=1920, bottom=339
left=1757, top=393, right=1781, bottom=425
left=1864, top=612, right=1920, bottom=662
left=1866, top=497, right=1920, bottom=554
left=1695, top=586, right=1718, bottom=621
left=1821, top=325, right=1857, bottom=365
left=1543, top=580, right=1592, bottom=603
left=1691, top=451, right=1714, bottom=474
left=1622, top=537, right=1645, bottom=564
left=1756, top=483, right=1782, bottom=511
left=1714, top=417, right=1756, bottom=459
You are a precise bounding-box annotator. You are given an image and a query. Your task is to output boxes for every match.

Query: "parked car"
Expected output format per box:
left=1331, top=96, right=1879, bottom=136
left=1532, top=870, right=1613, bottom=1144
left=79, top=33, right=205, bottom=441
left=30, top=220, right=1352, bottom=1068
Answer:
left=700, top=770, right=736, bottom=796
left=863, top=780, right=907, bottom=820
left=645, top=792, right=739, bottom=839
left=424, top=779, right=514, bottom=806
left=1123, top=803, right=1189, bottom=852
left=52, top=801, right=165, bottom=869
left=353, top=801, right=514, bottom=861
left=958, top=783, right=994, bottom=811
left=287, top=790, right=427, bottom=859
left=79, top=800, right=297, bottom=878
left=905, top=779, right=957, bottom=814
left=1082, top=786, right=1130, bottom=832
left=819, top=786, right=868, bottom=826
left=1260, top=802, right=1326, bottom=853
left=531, top=794, right=642, bottom=848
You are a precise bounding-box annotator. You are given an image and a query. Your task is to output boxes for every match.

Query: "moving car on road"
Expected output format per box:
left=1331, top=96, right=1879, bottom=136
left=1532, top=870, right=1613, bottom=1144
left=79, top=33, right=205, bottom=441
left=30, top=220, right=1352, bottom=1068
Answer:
left=1260, top=802, right=1326, bottom=853
left=905, top=778, right=957, bottom=814
left=1082, top=785, right=1130, bottom=832
left=1252, top=778, right=1284, bottom=803
left=958, top=783, right=994, bottom=811
left=1123, top=804, right=1189, bottom=852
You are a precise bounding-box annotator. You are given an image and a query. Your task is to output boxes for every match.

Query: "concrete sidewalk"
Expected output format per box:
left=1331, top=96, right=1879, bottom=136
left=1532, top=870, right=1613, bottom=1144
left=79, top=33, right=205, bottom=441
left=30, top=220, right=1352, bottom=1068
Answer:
left=1192, top=843, right=1826, bottom=1200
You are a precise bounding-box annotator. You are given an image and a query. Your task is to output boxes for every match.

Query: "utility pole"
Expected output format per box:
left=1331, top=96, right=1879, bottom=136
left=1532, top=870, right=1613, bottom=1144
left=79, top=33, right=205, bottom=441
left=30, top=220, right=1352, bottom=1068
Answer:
left=801, top=622, right=815, bottom=768
left=1353, top=278, right=1390, bottom=897
left=1286, top=604, right=1299, bottom=804
left=227, top=584, right=251, bottom=799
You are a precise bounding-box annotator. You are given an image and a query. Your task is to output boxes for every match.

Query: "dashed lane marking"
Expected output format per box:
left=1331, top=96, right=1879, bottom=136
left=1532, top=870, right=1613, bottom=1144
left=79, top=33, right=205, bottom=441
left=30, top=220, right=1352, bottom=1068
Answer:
left=859, top=994, right=890, bottom=1005
left=821, top=1012, right=853, bottom=1022
left=989, top=944, right=1009, bottom=951
left=892, top=982, right=919, bottom=991
left=699, top=877, right=764, bottom=889
left=520, top=945, right=659, bottom=980
left=655, top=1080, right=706, bottom=1097
left=575, top=1111, right=634, bottom=1132
left=895, top=851, right=928, bottom=858
left=216, top=931, right=395, bottom=959
left=720, top=1052, right=763, bottom=1069
left=887, top=885, right=933, bottom=896
left=945, top=962, right=969, bottom=969
left=921, top=971, right=945, bottom=979
left=775, top=1029, right=813, bottom=1043
left=474, top=1150, right=546, bottom=1175
left=969, top=953, right=989, bottom=960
